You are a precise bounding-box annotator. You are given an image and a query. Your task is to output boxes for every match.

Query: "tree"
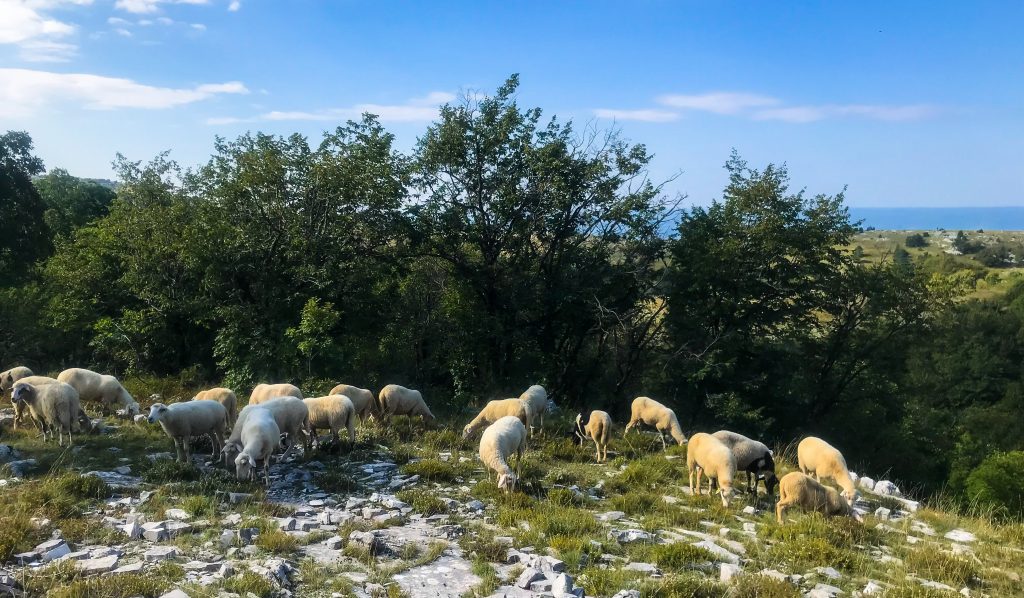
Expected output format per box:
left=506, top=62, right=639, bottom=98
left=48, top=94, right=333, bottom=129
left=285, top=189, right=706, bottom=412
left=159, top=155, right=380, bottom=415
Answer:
left=35, top=168, right=116, bottom=239
left=905, top=233, right=928, bottom=248
left=0, top=131, right=50, bottom=283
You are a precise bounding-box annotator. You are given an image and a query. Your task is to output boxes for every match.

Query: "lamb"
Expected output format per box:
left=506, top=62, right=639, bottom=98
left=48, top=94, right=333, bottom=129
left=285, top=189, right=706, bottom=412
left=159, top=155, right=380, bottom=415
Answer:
left=462, top=398, right=532, bottom=439
left=223, top=396, right=311, bottom=463
left=776, top=471, right=862, bottom=524
left=303, top=395, right=357, bottom=444
left=377, top=384, right=435, bottom=425
left=233, top=407, right=281, bottom=485
left=248, top=383, right=303, bottom=406
left=328, top=384, right=377, bottom=421
left=147, top=400, right=229, bottom=463
left=518, top=385, right=548, bottom=433
left=573, top=410, right=613, bottom=463
left=479, top=416, right=528, bottom=493
left=797, top=436, right=859, bottom=502
left=686, top=432, right=737, bottom=507
left=712, top=430, right=778, bottom=495
left=11, top=381, right=91, bottom=446
left=56, top=368, right=140, bottom=417
left=192, top=387, right=238, bottom=425
left=624, top=396, right=687, bottom=449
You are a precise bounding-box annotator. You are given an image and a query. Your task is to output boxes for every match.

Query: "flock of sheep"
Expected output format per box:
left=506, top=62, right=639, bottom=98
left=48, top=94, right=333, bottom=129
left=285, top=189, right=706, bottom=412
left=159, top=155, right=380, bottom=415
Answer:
left=1, top=366, right=864, bottom=526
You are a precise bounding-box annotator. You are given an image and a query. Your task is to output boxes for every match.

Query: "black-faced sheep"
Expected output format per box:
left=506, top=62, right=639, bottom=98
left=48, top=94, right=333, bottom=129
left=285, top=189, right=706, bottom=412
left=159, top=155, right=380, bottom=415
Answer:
left=712, top=429, right=778, bottom=495
left=463, top=398, right=532, bottom=439
left=776, top=471, right=862, bottom=524
left=248, top=383, right=303, bottom=406
left=686, top=432, right=736, bottom=507
left=148, top=401, right=229, bottom=463
left=624, top=396, right=687, bottom=449
left=56, top=368, right=140, bottom=417
left=797, top=436, right=858, bottom=502
left=192, top=387, right=238, bottom=426
left=11, top=381, right=91, bottom=446
left=573, top=410, right=612, bottom=463
left=479, top=416, right=528, bottom=493
left=377, top=384, right=434, bottom=426
left=303, top=395, right=356, bottom=444
left=234, top=407, right=281, bottom=485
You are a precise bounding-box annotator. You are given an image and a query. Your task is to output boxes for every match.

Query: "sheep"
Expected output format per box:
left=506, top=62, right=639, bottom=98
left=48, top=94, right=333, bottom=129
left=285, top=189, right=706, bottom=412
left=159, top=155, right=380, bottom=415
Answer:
left=573, top=410, right=613, bottom=463
left=11, top=376, right=89, bottom=436
left=479, top=416, right=528, bottom=493
left=2, top=368, right=41, bottom=430
left=233, top=407, right=281, bottom=485
left=624, top=396, right=687, bottom=449
left=11, top=381, right=91, bottom=446
left=712, top=430, right=778, bottom=495
left=223, top=396, right=311, bottom=464
left=147, top=400, right=229, bottom=463
left=686, top=432, right=737, bottom=507
left=776, top=471, right=863, bottom=524
left=797, top=436, right=858, bottom=502
left=56, top=368, right=140, bottom=417
left=303, top=395, right=357, bottom=444
left=328, top=384, right=377, bottom=421
left=462, top=398, right=532, bottom=439
left=377, top=384, right=435, bottom=426
left=248, top=383, right=303, bottom=406
left=192, top=387, right=238, bottom=425
left=518, top=385, right=548, bottom=434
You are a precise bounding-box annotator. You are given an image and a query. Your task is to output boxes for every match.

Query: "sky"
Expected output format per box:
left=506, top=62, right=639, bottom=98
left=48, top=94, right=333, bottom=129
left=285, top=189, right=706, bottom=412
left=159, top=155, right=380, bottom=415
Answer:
left=1, top=1, right=1022, bottom=208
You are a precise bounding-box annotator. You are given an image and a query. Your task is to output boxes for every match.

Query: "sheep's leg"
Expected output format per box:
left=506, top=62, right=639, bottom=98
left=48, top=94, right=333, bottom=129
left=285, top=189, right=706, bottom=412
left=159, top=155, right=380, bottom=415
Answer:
left=347, top=419, right=356, bottom=443
left=660, top=431, right=667, bottom=451
left=688, top=467, right=695, bottom=495
left=696, top=467, right=704, bottom=495
left=776, top=500, right=789, bottom=524
left=173, top=438, right=185, bottom=462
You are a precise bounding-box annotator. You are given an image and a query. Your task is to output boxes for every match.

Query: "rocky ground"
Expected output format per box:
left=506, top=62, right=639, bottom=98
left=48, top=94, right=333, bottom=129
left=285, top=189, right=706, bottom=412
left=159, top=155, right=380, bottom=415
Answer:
left=1, top=408, right=1023, bottom=598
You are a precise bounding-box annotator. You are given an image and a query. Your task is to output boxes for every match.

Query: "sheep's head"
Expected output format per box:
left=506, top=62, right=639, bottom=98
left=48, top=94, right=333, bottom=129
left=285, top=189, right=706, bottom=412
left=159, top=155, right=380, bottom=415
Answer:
left=222, top=441, right=241, bottom=465
left=1, top=373, right=13, bottom=393
left=147, top=403, right=169, bottom=424
left=127, top=401, right=141, bottom=417
left=718, top=484, right=735, bottom=508
left=461, top=424, right=474, bottom=440
left=11, top=382, right=34, bottom=404
left=763, top=472, right=779, bottom=496
left=234, top=452, right=254, bottom=480
left=497, top=471, right=518, bottom=493
left=842, top=487, right=859, bottom=504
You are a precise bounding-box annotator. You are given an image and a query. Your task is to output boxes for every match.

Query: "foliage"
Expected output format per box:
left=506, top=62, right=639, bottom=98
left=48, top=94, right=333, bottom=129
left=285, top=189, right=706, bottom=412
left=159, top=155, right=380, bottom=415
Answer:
left=0, top=130, right=50, bottom=283
left=963, top=451, right=1024, bottom=519
left=905, top=233, right=928, bottom=248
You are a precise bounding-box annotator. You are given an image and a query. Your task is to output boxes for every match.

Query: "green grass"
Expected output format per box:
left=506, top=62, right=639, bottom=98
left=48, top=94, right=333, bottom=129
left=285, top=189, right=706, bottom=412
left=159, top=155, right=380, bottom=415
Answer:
left=400, top=458, right=474, bottom=482
left=396, top=488, right=450, bottom=516
left=903, top=545, right=978, bottom=587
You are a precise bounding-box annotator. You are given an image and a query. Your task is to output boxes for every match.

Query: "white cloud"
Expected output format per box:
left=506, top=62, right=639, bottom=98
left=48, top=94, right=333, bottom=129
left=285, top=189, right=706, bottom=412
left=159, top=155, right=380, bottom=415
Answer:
left=593, top=108, right=679, bottom=123
left=114, top=0, right=207, bottom=14
left=206, top=91, right=454, bottom=126
left=657, top=92, right=780, bottom=114
left=227, top=0, right=239, bottom=10
left=190, top=22, right=205, bottom=30
left=156, top=15, right=172, bottom=24
left=0, top=0, right=91, bottom=60
left=114, top=27, right=132, bottom=36
left=17, top=39, right=77, bottom=61
left=753, top=104, right=940, bottom=123
left=107, top=16, right=129, bottom=25
left=0, top=68, right=248, bottom=118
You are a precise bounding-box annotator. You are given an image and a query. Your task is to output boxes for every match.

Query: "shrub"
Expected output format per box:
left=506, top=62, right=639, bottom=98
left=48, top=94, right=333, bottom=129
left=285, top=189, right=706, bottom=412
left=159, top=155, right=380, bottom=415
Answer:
left=0, top=514, right=38, bottom=563
left=142, top=459, right=200, bottom=484
left=221, top=570, right=276, bottom=597
left=609, top=491, right=658, bottom=515
left=396, top=488, right=449, bottom=516
left=964, top=451, right=1024, bottom=519
left=728, top=574, right=801, bottom=597
left=905, top=233, right=928, bottom=248
left=313, top=469, right=359, bottom=493
left=649, top=542, right=716, bottom=572
left=548, top=487, right=586, bottom=507
left=604, top=456, right=680, bottom=494
left=904, top=545, right=978, bottom=587
left=400, top=458, right=471, bottom=482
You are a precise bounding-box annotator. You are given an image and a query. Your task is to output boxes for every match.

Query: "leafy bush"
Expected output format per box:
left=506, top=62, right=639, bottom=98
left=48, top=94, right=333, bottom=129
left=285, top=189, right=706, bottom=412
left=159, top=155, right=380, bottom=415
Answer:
left=964, top=451, right=1024, bottom=519
left=400, top=458, right=472, bottom=482
left=649, top=542, right=716, bottom=571
left=396, top=488, right=450, bottom=515
left=0, top=514, right=38, bottom=563
left=905, top=233, right=928, bottom=248
left=141, top=459, right=201, bottom=484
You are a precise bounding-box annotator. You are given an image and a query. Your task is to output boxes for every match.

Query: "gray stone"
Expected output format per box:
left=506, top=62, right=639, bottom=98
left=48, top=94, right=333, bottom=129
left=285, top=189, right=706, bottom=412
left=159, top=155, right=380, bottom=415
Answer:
left=720, top=562, right=741, bottom=582
left=863, top=580, right=885, bottom=595
left=6, top=459, right=36, bottom=477
left=466, top=500, right=485, bottom=511
left=608, top=528, right=653, bottom=543
left=612, top=592, right=641, bottom=598
left=944, top=529, right=976, bottom=543
left=183, top=560, right=219, bottom=572
left=516, top=567, right=545, bottom=589
left=348, top=530, right=381, bottom=555
left=228, top=492, right=252, bottom=504
left=165, top=509, right=190, bottom=521
left=77, top=555, right=119, bottom=574
left=858, top=476, right=876, bottom=491
left=218, top=562, right=235, bottom=578
left=35, top=539, right=71, bottom=562
left=691, top=539, right=740, bottom=564
left=873, top=480, right=900, bottom=496
left=625, top=562, right=661, bottom=575
left=537, top=555, right=566, bottom=574
left=550, top=572, right=574, bottom=596
left=159, top=590, right=190, bottom=598
left=112, top=561, right=145, bottom=574
left=874, top=507, right=892, bottom=520
left=219, top=529, right=235, bottom=548
left=598, top=510, right=626, bottom=522
left=815, top=566, right=841, bottom=580
left=144, top=546, right=179, bottom=562
left=807, top=583, right=843, bottom=597
left=122, top=521, right=142, bottom=539
left=324, top=535, right=343, bottom=549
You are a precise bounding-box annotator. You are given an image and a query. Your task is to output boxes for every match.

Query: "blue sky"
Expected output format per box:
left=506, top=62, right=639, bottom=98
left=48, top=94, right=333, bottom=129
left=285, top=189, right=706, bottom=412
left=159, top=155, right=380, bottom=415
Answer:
left=1, top=1, right=1022, bottom=207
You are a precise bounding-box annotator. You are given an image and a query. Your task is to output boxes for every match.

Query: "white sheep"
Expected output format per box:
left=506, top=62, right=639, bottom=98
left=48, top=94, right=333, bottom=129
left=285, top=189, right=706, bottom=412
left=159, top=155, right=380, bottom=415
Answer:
left=56, top=368, right=140, bottom=417
left=234, top=407, right=281, bottom=485
left=797, top=436, right=858, bottom=502
left=776, top=471, right=862, bottom=524
left=624, top=396, right=687, bottom=449
left=192, top=387, right=238, bottom=425
left=479, top=416, right=528, bottom=493
left=2, top=369, right=45, bottom=430
left=518, top=385, right=548, bottom=433
left=303, top=395, right=356, bottom=444
left=462, top=398, right=532, bottom=439
left=686, top=432, right=737, bottom=507
left=248, top=383, right=303, bottom=406
left=223, top=396, right=310, bottom=463
left=148, top=401, right=229, bottom=463
left=328, top=384, right=377, bottom=421
left=377, top=384, right=435, bottom=425
left=11, top=381, right=91, bottom=446
left=712, top=430, right=778, bottom=495
left=573, top=410, right=613, bottom=463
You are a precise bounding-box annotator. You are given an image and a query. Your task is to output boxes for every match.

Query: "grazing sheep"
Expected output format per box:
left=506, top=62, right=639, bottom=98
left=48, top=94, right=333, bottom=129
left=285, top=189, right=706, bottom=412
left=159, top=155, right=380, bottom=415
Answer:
left=377, top=384, right=434, bottom=425
left=148, top=401, right=229, bottom=463
left=56, top=368, right=140, bottom=417
left=518, top=385, right=548, bottom=433
left=234, top=407, right=281, bottom=485
left=776, top=471, right=862, bottom=524
left=2, top=369, right=43, bottom=430
left=479, top=416, right=528, bottom=493
left=797, top=436, right=858, bottom=502
left=248, top=383, right=303, bottom=406
left=712, top=430, right=778, bottom=495
left=223, top=396, right=311, bottom=464
left=303, top=395, right=357, bottom=444
left=11, top=381, right=91, bottom=446
left=192, top=387, right=238, bottom=425
left=687, top=432, right=737, bottom=507
left=573, top=410, right=613, bottom=463
left=328, top=384, right=377, bottom=421
left=462, top=398, right=532, bottom=439
left=624, top=396, right=687, bottom=449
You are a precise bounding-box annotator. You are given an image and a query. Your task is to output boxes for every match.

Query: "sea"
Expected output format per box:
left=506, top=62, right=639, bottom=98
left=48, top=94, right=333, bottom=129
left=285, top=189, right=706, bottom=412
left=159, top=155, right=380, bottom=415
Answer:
left=849, top=207, right=1024, bottom=231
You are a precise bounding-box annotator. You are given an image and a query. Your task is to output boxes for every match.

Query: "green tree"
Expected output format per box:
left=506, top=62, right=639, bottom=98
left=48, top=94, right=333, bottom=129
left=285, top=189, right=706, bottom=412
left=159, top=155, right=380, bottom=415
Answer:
left=0, top=131, right=50, bottom=283
left=905, top=233, right=928, bottom=248
left=35, top=169, right=116, bottom=239
left=286, top=298, right=341, bottom=377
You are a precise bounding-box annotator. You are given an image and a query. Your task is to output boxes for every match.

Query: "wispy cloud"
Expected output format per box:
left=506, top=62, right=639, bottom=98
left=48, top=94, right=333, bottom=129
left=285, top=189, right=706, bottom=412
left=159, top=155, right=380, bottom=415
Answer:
left=0, top=0, right=90, bottom=61
left=206, top=91, right=455, bottom=125
left=0, top=67, right=248, bottom=118
left=592, top=108, right=679, bottom=123
left=594, top=91, right=939, bottom=124
left=190, top=22, right=205, bottom=30
left=228, top=0, right=239, bottom=11
left=114, top=0, right=207, bottom=14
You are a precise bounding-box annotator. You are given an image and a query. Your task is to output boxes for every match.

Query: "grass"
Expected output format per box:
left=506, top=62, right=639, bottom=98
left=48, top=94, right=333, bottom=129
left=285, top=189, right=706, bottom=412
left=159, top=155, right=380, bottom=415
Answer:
left=396, top=488, right=450, bottom=516
left=399, top=458, right=474, bottom=482
left=903, top=545, right=979, bottom=587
